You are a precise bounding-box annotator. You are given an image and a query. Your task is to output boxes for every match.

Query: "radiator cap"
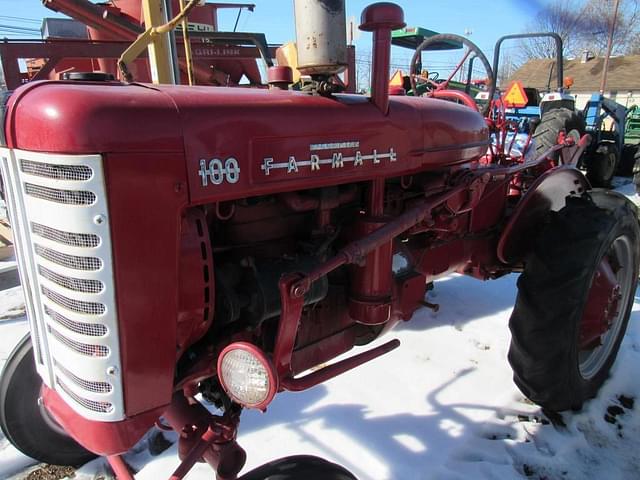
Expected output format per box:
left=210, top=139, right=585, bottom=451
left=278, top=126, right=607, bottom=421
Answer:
left=61, top=72, right=115, bottom=82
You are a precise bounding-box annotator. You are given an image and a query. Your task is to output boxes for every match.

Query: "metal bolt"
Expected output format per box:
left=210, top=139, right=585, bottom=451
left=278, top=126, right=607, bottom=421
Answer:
left=292, top=285, right=306, bottom=297
left=94, top=214, right=106, bottom=225
left=106, top=366, right=118, bottom=376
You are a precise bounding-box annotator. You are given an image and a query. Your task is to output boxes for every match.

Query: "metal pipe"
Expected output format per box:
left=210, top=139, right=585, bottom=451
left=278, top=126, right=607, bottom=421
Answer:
left=107, top=455, right=135, bottom=480
left=178, top=0, right=195, bottom=85
left=281, top=339, right=400, bottom=391
left=600, top=0, right=621, bottom=94
left=42, top=0, right=142, bottom=39
left=359, top=3, right=405, bottom=114
left=493, top=33, right=563, bottom=91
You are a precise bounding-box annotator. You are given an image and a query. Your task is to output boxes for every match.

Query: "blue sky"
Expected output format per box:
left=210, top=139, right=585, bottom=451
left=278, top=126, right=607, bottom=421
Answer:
left=0, top=0, right=548, bottom=77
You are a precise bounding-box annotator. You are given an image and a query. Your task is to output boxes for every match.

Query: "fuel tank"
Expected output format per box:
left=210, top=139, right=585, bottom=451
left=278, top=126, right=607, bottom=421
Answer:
left=4, top=81, right=489, bottom=203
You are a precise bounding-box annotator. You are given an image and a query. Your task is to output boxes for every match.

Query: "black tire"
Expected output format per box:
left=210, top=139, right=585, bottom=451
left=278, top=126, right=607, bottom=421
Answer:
left=0, top=334, right=96, bottom=466
left=533, top=108, right=585, bottom=164
left=508, top=195, right=639, bottom=412
left=632, top=148, right=640, bottom=194
left=618, top=144, right=638, bottom=176
left=586, top=142, right=619, bottom=188
left=238, top=455, right=358, bottom=480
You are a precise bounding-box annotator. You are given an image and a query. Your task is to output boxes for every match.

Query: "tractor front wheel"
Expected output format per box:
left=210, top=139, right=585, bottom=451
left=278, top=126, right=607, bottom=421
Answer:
left=508, top=195, right=639, bottom=412
left=0, top=334, right=96, bottom=466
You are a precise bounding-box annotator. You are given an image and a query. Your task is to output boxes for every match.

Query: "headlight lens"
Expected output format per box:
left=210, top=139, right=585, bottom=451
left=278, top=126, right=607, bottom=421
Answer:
left=217, top=343, right=277, bottom=409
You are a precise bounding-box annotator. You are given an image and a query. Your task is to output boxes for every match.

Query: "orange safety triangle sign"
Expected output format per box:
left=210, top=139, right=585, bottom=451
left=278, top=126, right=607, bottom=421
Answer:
left=389, top=69, right=404, bottom=87
left=502, top=80, right=528, bottom=108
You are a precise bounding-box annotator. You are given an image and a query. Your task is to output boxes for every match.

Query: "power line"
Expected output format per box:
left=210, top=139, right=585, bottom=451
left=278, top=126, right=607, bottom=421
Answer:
left=0, top=24, right=40, bottom=33
left=0, top=15, right=41, bottom=25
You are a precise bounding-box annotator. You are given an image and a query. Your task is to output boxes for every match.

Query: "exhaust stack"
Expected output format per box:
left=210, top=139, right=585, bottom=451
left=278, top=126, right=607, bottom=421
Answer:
left=360, top=3, right=405, bottom=114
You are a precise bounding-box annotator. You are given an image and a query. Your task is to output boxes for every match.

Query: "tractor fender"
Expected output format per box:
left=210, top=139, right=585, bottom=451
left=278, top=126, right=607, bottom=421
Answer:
left=497, top=166, right=590, bottom=264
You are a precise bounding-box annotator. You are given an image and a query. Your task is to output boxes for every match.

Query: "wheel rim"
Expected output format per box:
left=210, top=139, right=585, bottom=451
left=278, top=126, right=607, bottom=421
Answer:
left=579, top=235, right=634, bottom=379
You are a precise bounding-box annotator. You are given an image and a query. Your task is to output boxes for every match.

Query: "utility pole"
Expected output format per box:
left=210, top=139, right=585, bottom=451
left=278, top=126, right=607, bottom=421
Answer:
left=600, top=0, right=621, bottom=94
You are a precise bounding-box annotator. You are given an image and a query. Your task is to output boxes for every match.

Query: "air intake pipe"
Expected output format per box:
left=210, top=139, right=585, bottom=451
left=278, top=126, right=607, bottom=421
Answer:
left=359, top=3, right=405, bottom=114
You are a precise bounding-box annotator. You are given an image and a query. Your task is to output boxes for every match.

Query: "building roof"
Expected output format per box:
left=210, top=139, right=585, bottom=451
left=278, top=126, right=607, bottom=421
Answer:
left=507, top=55, right=640, bottom=93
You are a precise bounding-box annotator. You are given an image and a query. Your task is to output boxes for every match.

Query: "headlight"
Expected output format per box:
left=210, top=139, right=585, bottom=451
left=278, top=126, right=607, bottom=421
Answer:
left=217, top=342, right=277, bottom=410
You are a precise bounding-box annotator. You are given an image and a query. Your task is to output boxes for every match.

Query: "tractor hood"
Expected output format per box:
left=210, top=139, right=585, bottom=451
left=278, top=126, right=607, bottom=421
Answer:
left=4, top=80, right=489, bottom=204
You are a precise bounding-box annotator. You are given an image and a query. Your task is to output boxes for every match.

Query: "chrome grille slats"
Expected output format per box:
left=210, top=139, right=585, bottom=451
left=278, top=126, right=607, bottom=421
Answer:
left=38, top=265, right=104, bottom=294
left=20, top=159, right=92, bottom=181
left=48, top=325, right=109, bottom=357
left=1, top=148, right=124, bottom=421
left=24, top=183, right=96, bottom=206
left=35, top=244, right=102, bottom=271
left=44, top=306, right=107, bottom=337
left=56, top=377, right=113, bottom=414
left=31, top=223, right=100, bottom=248
left=42, top=286, right=105, bottom=315
left=54, top=360, right=112, bottom=393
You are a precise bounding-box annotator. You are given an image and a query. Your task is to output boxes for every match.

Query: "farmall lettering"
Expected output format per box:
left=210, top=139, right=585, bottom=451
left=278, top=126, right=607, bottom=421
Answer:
left=261, top=142, right=397, bottom=177
left=199, top=157, right=241, bottom=186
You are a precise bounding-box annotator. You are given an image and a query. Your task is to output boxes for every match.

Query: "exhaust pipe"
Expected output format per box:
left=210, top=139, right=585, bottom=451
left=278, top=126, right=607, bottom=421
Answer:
left=360, top=3, right=405, bottom=114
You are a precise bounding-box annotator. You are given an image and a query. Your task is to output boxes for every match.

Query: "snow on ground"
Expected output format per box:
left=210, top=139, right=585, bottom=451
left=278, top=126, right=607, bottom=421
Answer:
left=2, top=182, right=640, bottom=480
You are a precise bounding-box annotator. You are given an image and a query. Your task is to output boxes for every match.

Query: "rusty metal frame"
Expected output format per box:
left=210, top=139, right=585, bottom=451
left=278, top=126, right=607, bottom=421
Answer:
left=0, top=38, right=278, bottom=90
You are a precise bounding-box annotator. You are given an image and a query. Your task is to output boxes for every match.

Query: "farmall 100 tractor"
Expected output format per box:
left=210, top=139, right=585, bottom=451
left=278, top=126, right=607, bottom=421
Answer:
left=0, top=1, right=638, bottom=479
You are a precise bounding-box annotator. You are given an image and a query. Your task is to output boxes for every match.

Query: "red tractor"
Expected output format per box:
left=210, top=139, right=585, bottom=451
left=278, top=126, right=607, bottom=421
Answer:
left=0, top=2, right=637, bottom=479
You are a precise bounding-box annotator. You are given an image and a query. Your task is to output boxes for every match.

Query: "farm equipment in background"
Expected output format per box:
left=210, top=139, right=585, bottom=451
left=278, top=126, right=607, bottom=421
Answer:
left=0, top=0, right=278, bottom=89
left=582, top=93, right=634, bottom=183
left=488, top=33, right=584, bottom=169
left=0, top=2, right=638, bottom=479
left=626, top=105, right=640, bottom=143
left=389, top=26, right=481, bottom=97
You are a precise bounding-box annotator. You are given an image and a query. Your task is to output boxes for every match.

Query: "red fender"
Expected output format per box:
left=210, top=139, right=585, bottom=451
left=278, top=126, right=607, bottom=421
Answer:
left=497, top=166, right=590, bottom=264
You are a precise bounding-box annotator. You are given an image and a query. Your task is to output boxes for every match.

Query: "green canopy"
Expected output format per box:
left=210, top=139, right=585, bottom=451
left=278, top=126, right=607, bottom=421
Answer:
left=391, top=27, right=463, bottom=51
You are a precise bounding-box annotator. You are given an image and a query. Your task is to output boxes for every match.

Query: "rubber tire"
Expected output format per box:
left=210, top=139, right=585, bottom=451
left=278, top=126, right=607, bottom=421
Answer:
left=508, top=195, right=639, bottom=412
left=238, top=455, right=358, bottom=480
left=586, top=142, right=619, bottom=188
left=632, top=148, right=640, bottom=194
left=618, top=144, right=638, bottom=176
left=0, top=334, right=96, bottom=466
left=533, top=108, right=585, bottom=163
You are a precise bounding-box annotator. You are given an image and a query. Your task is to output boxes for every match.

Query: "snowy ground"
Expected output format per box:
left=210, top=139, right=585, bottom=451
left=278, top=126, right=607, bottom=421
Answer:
left=1, top=184, right=640, bottom=480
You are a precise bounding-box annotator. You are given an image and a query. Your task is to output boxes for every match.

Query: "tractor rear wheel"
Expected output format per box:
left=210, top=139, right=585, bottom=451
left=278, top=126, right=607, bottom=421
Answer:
left=0, top=334, right=96, bottom=466
left=533, top=108, right=584, bottom=164
left=586, top=143, right=619, bottom=188
left=508, top=195, right=639, bottom=412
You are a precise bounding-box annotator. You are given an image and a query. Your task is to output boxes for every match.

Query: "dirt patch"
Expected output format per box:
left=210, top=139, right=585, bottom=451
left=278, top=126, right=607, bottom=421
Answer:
left=25, top=465, right=75, bottom=480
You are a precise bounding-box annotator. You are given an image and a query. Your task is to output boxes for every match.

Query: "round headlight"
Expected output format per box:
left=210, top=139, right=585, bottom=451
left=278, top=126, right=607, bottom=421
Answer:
left=217, top=342, right=277, bottom=410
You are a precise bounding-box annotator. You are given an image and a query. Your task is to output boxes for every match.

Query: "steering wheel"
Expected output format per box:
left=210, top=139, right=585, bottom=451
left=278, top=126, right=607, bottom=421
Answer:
left=409, top=33, right=495, bottom=116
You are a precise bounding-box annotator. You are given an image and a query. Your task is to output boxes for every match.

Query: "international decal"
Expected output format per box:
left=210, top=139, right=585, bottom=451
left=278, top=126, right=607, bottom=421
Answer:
left=261, top=141, right=397, bottom=176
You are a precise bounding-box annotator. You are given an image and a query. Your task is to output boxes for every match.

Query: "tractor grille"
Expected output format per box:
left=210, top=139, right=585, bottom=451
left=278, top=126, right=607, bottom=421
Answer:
left=32, top=223, right=100, bottom=248
left=35, top=244, right=102, bottom=271
left=24, top=183, right=96, bottom=205
left=20, top=159, right=92, bottom=181
left=56, top=377, right=113, bottom=413
left=38, top=265, right=104, bottom=294
left=44, top=306, right=107, bottom=337
left=0, top=148, right=124, bottom=422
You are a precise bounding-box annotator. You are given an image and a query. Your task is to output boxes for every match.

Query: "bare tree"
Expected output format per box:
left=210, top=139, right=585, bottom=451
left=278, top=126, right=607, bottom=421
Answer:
left=519, top=0, right=640, bottom=60
left=577, top=0, right=640, bottom=55
left=518, top=0, right=582, bottom=61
